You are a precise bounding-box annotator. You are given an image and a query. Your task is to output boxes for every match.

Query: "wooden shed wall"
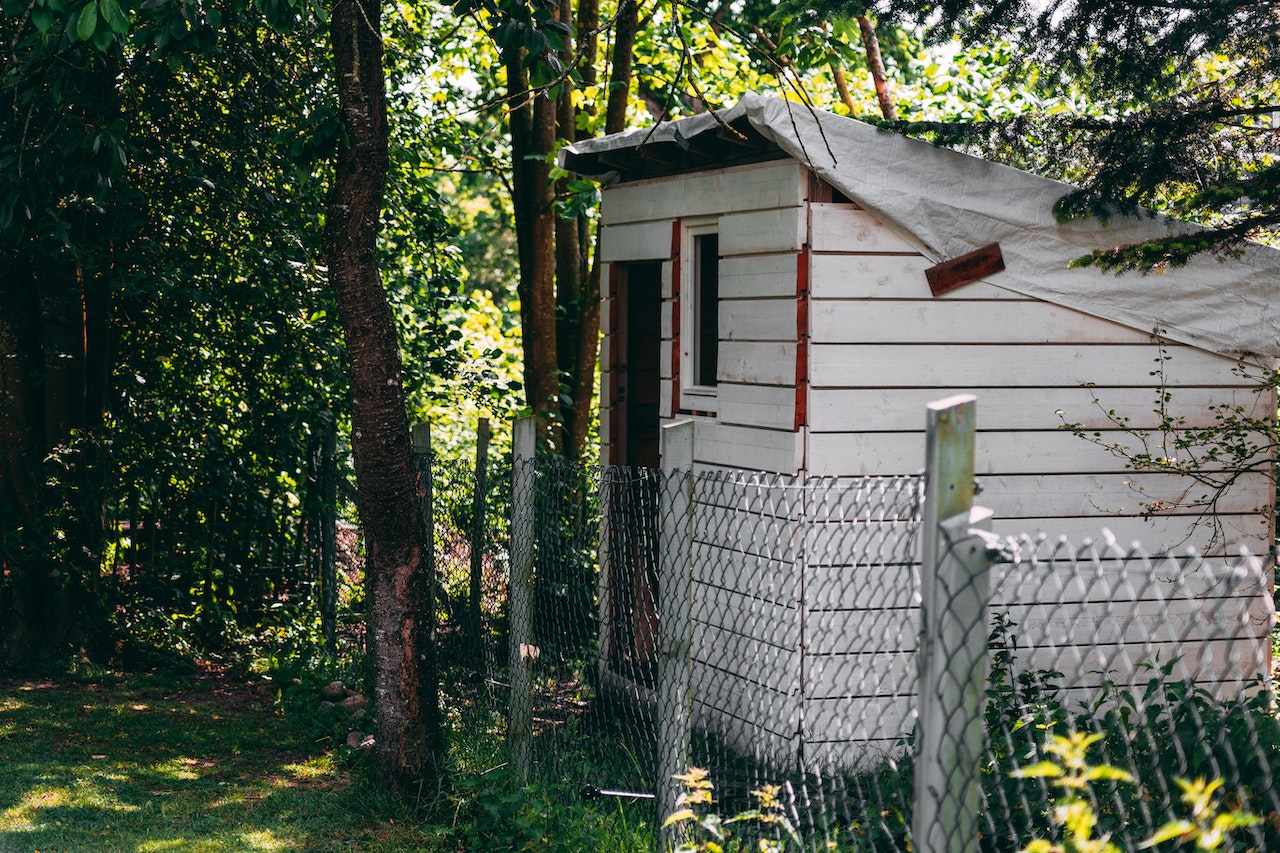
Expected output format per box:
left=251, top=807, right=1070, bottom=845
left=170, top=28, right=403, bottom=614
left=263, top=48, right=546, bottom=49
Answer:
left=800, top=201, right=1276, bottom=766
left=598, top=160, right=810, bottom=763
left=594, top=156, right=1275, bottom=773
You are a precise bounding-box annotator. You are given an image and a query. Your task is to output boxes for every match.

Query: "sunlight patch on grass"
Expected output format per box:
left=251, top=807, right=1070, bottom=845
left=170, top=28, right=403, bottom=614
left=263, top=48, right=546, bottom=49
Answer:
left=150, top=756, right=209, bottom=780
left=239, top=828, right=295, bottom=850
left=1, top=786, right=69, bottom=831
left=136, top=839, right=195, bottom=851
left=0, top=696, right=27, bottom=712
left=280, top=755, right=337, bottom=782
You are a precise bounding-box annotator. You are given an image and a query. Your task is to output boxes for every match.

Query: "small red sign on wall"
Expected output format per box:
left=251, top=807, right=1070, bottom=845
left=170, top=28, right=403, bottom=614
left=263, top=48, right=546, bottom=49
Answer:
left=925, top=243, right=1005, bottom=297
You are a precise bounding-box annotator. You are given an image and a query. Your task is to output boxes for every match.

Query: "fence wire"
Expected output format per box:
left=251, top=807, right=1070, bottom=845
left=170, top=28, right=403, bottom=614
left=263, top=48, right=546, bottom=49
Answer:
left=922, top=529, right=1279, bottom=853
left=431, top=450, right=1278, bottom=850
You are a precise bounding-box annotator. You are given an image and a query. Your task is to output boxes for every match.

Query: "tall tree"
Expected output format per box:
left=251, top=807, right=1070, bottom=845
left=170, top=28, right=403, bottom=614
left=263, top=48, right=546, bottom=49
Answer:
left=328, top=0, right=444, bottom=790
left=461, top=0, right=640, bottom=456
left=0, top=0, right=134, bottom=666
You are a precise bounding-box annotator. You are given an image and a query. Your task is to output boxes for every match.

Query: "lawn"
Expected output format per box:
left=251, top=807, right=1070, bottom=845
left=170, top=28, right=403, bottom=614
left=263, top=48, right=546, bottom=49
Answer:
left=0, top=671, right=441, bottom=852
left=0, top=668, right=658, bottom=852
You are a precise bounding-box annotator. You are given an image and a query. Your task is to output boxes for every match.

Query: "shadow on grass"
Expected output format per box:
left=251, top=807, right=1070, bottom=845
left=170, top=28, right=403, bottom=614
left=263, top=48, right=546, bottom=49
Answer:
left=0, top=677, right=392, bottom=852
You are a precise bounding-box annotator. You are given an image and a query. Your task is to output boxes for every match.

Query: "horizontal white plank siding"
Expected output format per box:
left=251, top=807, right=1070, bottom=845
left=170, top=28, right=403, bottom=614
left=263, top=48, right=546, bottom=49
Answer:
left=803, top=696, right=915, bottom=744
left=990, top=515, right=1271, bottom=557
left=812, top=300, right=1155, bottom=344
left=810, top=204, right=925, bottom=254
left=694, top=422, right=803, bottom=473
left=601, top=220, right=671, bottom=262
left=719, top=341, right=796, bottom=385
left=810, top=253, right=1020, bottom=300
left=809, top=386, right=1268, bottom=432
left=721, top=253, right=799, bottom=298
left=692, top=582, right=799, bottom=649
left=804, top=588, right=1270, bottom=657
left=660, top=299, right=673, bottom=338
left=661, top=260, right=673, bottom=298
left=808, top=430, right=1269, bottom=477
left=979, top=472, right=1271, bottom=518
left=718, top=383, right=795, bottom=430
left=809, top=343, right=1242, bottom=387
left=600, top=160, right=806, bottom=225
left=720, top=207, right=806, bottom=256
left=692, top=667, right=800, bottom=742
left=720, top=299, right=794, bottom=341
left=806, top=637, right=1269, bottom=702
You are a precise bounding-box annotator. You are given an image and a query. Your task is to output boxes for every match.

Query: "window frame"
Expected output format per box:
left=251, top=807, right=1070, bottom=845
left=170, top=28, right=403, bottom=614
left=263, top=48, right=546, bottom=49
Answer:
left=679, top=217, right=720, bottom=412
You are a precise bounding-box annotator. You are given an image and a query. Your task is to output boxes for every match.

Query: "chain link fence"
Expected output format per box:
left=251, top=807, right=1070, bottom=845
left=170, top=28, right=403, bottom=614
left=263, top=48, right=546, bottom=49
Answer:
left=426, top=402, right=1278, bottom=851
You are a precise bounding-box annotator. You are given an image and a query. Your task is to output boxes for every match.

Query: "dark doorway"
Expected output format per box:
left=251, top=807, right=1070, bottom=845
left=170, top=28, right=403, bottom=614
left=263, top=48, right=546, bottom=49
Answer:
left=607, top=261, right=662, bottom=684
left=610, top=261, right=662, bottom=468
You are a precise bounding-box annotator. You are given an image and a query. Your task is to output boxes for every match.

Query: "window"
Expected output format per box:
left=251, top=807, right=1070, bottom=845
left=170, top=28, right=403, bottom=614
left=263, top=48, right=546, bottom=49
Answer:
left=680, top=220, right=719, bottom=411
left=694, top=233, right=720, bottom=387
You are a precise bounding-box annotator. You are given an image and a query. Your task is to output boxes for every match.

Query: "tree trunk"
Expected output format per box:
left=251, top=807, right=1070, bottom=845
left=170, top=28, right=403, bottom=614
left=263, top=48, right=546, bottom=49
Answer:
left=328, top=0, right=443, bottom=791
left=857, top=15, right=896, bottom=121
left=555, top=0, right=582, bottom=433
left=562, top=0, right=639, bottom=459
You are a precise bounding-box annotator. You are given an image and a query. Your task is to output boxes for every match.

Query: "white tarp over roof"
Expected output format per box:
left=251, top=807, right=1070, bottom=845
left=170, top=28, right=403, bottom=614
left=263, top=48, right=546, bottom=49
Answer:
left=560, top=93, right=1280, bottom=361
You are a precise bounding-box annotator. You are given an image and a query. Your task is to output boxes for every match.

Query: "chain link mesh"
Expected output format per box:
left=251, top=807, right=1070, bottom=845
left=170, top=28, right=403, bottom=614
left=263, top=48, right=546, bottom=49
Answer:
left=927, top=530, right=1279, bottom=853
left=432, top=448, right=1278, bottom=850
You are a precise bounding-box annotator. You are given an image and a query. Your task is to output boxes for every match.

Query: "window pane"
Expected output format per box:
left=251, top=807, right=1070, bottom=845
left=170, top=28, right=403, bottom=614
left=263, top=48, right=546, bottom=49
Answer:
left=695, top=234, right=719, bottom=387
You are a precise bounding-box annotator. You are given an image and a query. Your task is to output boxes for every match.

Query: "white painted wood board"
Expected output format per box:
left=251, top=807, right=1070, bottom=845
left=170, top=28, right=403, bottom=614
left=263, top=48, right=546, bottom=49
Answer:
left=694, top=421, right=804, bottom=473
left=977, top=472, right=1271, bottom=519
left=721, top=253, right=799, bottom=298
left=807, top=430, right=1271, bottom=477
left=808, top=343, right=1242, bottom=388
left=720, top=207, right=806, bottom=256
left=804, top=594, right=1270, bottom=655
left=807, top=386, right=1270, bottom=432
left=694, top=504, right=803, bottom=561
left=809, top=204, right=925, bottom=254
left=718, top=382, right=795, bottom=430
left=720, top=299, right=795, bottom=341
left=989, top=515, right=1271, bottom=557
left=810, top=254, right=1019, bottom=300
left=719, top=341, right=796, bottom=386
left=811, top=300, right=1155, bottom=344
left=601, top=160, right=806, bottom=225
left=601, top=220, right=672, bottom=262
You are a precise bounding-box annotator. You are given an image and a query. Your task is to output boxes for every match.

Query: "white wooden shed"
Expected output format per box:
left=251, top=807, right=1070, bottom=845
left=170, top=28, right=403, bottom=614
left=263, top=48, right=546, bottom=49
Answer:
left=559, top=95, right=1280, bottom=770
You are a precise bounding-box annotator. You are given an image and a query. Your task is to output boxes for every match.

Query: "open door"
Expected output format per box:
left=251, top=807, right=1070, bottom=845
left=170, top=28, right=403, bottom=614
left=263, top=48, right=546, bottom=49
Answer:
left=607, top=261, right=662, bottom=684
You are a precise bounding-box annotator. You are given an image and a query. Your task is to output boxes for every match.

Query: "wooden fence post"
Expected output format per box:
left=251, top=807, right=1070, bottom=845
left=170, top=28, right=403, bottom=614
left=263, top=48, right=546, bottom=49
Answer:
left=468, top=417, right=491, bottom=666
left=509, top=414, right=538, bottom=784
left=319, top=411, right=338, bottom=657
left=913, top=395, right=994, bottom=853
left=657, top=419, right=695, bottom=839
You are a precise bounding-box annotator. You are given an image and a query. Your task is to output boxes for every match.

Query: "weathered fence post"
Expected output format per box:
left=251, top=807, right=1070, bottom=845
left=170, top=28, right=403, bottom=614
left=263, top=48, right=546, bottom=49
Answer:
left=468, top=417, right=491, bottom=666
left=319, top=410, right=338, bottom=657
left=913, top=395, right=995, bottom=853
left=657, top=419, right=696, bottom=841
left=509, top=414, right=537, bottom=784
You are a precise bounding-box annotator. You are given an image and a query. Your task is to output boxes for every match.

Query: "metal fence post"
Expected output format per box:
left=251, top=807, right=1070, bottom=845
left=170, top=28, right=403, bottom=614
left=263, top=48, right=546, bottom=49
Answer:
left=913, top=395, right=994, bottom=853
left=468, top=417, right=491, bottom=666
left=509, top=414, right=537, bottom=785
left=657, top=419, right=695, bottom=839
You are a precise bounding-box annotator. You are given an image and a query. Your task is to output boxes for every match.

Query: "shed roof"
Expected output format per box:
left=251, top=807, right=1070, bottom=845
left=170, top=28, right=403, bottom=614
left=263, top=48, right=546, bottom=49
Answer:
left=560, top=94, right=1280, bottom=361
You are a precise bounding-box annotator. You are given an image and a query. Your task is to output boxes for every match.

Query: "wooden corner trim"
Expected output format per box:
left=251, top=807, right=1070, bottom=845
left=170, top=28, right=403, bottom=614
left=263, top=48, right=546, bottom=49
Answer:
left=925, top=242, right=1005, bottom=297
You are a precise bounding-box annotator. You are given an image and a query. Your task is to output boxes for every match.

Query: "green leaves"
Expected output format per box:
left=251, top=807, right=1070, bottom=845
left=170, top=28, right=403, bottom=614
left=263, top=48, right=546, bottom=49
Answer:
left=70, top=0, right=126, bottom=43
left=75, top=0, right=97, bottom=40
left=100, top=0, right=128, bottom=34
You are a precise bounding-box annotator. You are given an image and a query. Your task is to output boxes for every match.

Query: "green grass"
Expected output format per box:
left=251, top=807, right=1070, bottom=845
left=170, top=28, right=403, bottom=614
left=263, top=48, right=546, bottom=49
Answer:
left=0, top=672, right=445, bottom=852
left=0, top=671, right=657, bottom=852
